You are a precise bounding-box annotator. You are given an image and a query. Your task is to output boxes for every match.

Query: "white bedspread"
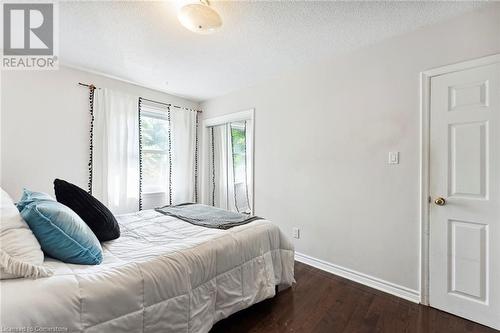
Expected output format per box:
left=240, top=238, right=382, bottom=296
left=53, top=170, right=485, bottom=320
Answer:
left=0, top=210, right=294, bottom=333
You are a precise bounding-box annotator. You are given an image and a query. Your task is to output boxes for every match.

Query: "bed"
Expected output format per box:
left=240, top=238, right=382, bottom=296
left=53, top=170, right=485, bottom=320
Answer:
left=0, top=210, right=295, bottom=332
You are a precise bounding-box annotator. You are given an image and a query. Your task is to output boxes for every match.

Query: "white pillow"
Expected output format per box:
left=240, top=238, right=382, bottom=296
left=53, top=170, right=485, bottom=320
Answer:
left=0, top=188, right=52, bottom=279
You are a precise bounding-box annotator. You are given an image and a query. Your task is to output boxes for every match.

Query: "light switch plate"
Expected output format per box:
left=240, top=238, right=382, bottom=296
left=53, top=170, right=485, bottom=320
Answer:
left=388, top=152, right=399, bottom=164
left=293, top=227, right=300, bottom=239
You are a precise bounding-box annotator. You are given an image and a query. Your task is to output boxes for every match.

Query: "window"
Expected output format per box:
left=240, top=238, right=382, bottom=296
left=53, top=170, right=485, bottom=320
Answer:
left=204, top=109, right=254, bottom=214
left=141, top=111, right=169, bottom=194
left=139, top=98, right=199, bottom=209
left=230, top=121, right=251, bottom=213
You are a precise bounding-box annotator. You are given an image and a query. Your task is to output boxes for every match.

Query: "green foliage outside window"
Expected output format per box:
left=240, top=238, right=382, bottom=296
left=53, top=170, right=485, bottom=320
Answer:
left=231, top=123, right=246, bottom=184
left=141, top=115, right=169, bottom=192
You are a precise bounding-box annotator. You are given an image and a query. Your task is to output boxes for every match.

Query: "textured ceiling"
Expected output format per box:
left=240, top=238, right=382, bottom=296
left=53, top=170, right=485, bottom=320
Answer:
left=60, top=1, right=486, bottom=102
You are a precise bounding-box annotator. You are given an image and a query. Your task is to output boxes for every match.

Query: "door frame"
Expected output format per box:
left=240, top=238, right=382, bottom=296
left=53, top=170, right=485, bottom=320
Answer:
left=419, top=53, right=500, bottom=305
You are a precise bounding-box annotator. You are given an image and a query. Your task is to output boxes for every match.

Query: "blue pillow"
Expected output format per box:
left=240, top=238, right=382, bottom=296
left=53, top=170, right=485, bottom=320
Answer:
left=16, top=188, right=55, bottom=211
left=19, top=199, right=103, bottom=265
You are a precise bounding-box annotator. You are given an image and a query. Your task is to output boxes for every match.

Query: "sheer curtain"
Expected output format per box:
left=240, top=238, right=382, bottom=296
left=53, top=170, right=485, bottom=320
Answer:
left=92, top=88, right=140, bottom=214
left=230, top=121, right=251, bottom=213
left=209, top=125, right=228, bottom=209
left=138, top=98, right=199, bottom=208
left=170, top=107, right=198, bottom=204
left=208, top=120, right=253, bottom=213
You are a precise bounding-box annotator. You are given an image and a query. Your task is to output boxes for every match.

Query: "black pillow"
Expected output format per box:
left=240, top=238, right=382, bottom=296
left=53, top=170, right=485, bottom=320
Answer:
left=54, top=179, right=120, bottom=241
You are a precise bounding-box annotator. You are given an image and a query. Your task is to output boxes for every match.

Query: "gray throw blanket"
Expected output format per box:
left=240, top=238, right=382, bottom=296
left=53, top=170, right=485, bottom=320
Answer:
left=155, top=203, right=262, bottom=229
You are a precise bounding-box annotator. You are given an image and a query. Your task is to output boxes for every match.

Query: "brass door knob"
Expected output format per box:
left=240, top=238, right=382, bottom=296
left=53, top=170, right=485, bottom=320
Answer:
left=434, top=197, right=446, bottom=206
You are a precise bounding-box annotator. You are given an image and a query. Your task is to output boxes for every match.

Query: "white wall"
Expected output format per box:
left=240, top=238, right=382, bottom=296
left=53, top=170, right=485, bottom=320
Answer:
left=0, top=66, right=198, bottom=200
left=201, top=5, right=500, bottom=292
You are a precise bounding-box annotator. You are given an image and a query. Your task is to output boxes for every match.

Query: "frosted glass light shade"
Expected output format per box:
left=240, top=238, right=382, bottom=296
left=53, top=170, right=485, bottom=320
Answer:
left=178, top=3, right=222, bottom=34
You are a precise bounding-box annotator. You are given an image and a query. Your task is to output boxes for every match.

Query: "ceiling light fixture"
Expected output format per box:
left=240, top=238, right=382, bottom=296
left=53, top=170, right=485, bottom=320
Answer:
left=178, top=0, right=222, bottom=34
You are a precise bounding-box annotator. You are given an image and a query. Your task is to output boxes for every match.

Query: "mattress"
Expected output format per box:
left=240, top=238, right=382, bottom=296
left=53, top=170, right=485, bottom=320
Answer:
left=0, top=210, right=295, bottom=333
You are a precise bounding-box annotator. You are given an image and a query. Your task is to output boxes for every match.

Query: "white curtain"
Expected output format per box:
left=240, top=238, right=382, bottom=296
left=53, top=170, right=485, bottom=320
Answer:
left=209, top=125, right=228, bottom=209
left=92, top=88, right=140, bottom=214
left=170, top=108, right=198, bottom=204
left=208, top=121, right=252, bottom=213
left=230, top=121, right=251, bottom=213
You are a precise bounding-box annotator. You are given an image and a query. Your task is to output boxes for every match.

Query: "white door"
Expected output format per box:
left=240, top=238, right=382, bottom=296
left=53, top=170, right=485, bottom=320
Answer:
left=429, top=61, right=500, bottom=330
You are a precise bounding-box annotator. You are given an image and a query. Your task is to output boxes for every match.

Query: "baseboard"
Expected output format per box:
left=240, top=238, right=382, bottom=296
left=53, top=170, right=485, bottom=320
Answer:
left=294, top=252, right=420, bottom=303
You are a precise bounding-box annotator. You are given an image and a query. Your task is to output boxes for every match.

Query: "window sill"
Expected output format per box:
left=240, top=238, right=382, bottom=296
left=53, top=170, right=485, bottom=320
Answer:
left=142, top=191, right=167, bottom=196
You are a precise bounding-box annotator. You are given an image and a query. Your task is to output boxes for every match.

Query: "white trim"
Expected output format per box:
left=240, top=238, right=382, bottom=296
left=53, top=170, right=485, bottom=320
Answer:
left=203, top=109, right=254, bottom=127
left=422, top=53, right=500, bottom=77
left=419, top=53, right=500, bottom=306
left=419, top=71, right=431, bottom=306
left=295, top=252, right=420, bottom=304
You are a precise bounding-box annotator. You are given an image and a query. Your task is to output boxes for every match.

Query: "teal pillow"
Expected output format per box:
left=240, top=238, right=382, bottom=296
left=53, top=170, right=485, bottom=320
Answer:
left=16, top=188, right=55, bottom=211
left=18, top=196, right=103, bottom=265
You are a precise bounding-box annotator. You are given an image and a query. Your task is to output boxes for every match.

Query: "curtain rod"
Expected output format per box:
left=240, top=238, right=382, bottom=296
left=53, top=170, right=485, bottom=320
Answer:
left=78, top=82, right=202, bottom=113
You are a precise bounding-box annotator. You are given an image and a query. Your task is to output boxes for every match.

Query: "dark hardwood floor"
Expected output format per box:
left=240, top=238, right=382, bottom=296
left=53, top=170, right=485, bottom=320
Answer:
left=211, top=261, right=498, bottom=333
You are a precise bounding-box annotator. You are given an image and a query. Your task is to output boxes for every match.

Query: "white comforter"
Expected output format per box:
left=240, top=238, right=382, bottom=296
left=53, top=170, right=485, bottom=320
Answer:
left=0, top=210, right=295, bottom=333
